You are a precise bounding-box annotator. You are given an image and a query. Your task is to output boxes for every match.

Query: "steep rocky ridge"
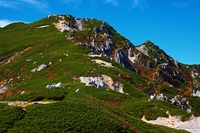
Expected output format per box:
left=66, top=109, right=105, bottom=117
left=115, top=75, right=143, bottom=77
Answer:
left=134, top=41, right=200, bottom=95
left=52, top=14, right=200, bottom=95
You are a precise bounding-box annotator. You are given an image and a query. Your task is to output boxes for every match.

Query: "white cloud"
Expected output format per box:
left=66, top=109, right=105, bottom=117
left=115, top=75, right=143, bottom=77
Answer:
left=21, top=0, right=49, bottom=10
left=132, top=0, right=139, bottom=7
left=132, top=0, right=148, bottom=9
left=0, top=20, right=15, bottom=27
left=0, top=0, right=49, bottom=12
left=0, top=0, right=19, bottom=8
left=104, top=0, right=118, bottom=6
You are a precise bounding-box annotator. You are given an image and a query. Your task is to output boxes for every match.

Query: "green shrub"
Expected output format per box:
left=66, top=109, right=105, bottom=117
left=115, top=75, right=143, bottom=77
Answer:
left=0, top=105, right=25, bottom=132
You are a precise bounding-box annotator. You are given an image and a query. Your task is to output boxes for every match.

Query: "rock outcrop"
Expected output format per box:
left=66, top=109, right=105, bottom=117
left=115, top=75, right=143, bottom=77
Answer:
left=79, top=75, right=124, bottom=93
left=115, top=49, right=134, bottom=71
left=149, top=94, right=192, bottom=112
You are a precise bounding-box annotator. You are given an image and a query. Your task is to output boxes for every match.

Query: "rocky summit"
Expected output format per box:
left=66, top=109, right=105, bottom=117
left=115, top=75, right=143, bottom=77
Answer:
left=0, top=14, right=200, bottom=133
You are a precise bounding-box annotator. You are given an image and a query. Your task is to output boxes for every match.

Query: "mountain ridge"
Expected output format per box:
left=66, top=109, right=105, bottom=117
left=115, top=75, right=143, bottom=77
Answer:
left=0, top=14, right=200, bottom=132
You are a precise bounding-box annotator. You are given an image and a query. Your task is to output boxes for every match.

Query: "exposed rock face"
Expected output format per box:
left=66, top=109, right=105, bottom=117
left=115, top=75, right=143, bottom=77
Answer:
left=79, top=76, right=105, bottom=88
left=149, top=94, right=192, bottom=112
left=102, top=75, right=124, bottom=93
left=75, top=18, right=84, bottom=31
left=104, top=38, right=114, bottom=56
left=79, top=75, right=124, bottom=93
left=115, top=49, right=134, bottom=71
left=54, top=15, right=85, bottom=32
left=128, top=48, right=139, bottom=64
left=136, top=45, right=149, bottom=56
left=55, top=20, right=74, bottom=32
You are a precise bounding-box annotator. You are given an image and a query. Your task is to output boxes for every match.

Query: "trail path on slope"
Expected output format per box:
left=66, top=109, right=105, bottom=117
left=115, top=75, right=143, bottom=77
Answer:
left=0, top=101, right=56, bottom=107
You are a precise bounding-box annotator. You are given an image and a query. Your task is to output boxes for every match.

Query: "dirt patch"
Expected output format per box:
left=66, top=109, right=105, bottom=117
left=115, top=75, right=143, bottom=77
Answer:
left=46, top=70, right=57, bottom=80
left=106, top=98, right=119, bottom=108
left=142, top=112, right=200, bottom=133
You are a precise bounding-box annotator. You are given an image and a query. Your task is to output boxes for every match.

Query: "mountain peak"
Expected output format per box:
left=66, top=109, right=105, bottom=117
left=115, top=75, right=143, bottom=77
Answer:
left=0, top=14, right=200, bottom=133
left=46, top=14, right=200, bottom=89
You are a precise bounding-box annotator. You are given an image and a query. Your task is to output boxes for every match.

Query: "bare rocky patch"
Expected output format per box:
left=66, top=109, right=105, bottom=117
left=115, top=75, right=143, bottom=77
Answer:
left=79, top=74, right=124, bottom=93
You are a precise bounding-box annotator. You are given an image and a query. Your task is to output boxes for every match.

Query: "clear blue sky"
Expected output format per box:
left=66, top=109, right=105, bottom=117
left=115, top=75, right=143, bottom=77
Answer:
left=0, top=0, right=199, bottom=64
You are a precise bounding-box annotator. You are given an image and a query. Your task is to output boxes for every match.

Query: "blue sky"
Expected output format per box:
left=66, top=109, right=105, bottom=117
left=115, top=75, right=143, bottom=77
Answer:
left=0, top=0, right=199, bottom=64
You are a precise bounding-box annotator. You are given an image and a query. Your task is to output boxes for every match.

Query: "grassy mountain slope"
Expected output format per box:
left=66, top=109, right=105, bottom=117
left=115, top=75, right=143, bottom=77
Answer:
left=0, top=14, right=199, bottom=132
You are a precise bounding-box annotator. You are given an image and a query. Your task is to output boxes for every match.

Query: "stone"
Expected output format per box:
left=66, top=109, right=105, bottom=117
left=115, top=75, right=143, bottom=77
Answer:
left=21, top=91, right=26, bottom=94
left=149, top=94, right=156, bottom=101
left=192, top=90, right=200, bottom=97
left=97, top=81, right=105, bottom=88
left=55, top=82, right=63, bottom=87
left=7, top=78, right=14, bottom=85
left=113, top=82, right=124, bottom=93
left=46, top=82, right=65, bottom=89
left=76, top=89, right=82, bottom=93
left=46, top=85, right=53, bottom=89
left=180, top=98, right=192, bottom=112
left=37, top=64, right=47, bottom=71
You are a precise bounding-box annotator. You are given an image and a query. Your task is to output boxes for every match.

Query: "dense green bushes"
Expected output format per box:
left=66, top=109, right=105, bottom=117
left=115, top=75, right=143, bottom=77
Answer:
left=0, top=104, right=25, bottom=132
left=188, top=97, right=200, bottom=114
left=7, top=101, right=131, bottom=133
left=7, top=88, right=67, bottom=101
left=121, top=99, right=189, bottom=120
